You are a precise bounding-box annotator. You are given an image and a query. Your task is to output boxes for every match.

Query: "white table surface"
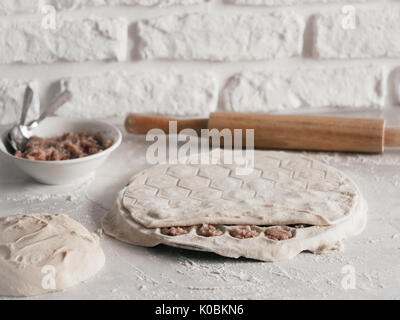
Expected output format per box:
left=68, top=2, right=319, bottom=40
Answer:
left=1, top=112, right=400, bottom=300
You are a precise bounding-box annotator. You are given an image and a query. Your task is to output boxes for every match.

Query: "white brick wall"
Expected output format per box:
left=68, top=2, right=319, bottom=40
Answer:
left=59, top=72, right=218, bottom=117
left=0, top=17, right=127, bottom=64
left=46, top=0, right=208, bottom=10
left=226, top=0, right=367, bottom=5
left=138, top=12, right=304, bottom=61
left=0, top=1, right=38, bottom=15
left=0, top=0, right=400, bottom=124
left=313, top=8, right=400, bottom=59
left=223, top=66, right=385, bottom=112
left=0, top=80, right=40, bottom=125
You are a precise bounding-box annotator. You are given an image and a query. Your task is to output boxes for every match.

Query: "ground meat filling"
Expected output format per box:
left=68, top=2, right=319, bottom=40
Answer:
left=265, top=226, right=294, bottom=241
left=229, top=226, right=259, bottom=239
left=161, top=226, right=192, bottom=236
left=15, top=132, right=113, bottom=161
left=161, top=224, right=299, bottom=240
left=289, top=224, right=312, bottom=229
left=197, top=224, right=224, bottom=237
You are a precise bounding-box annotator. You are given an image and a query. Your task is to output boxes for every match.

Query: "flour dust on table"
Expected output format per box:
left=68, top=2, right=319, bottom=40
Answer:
left=103, top=150, right=368, bottom=262
left=0, top=214, right=105, bottom=297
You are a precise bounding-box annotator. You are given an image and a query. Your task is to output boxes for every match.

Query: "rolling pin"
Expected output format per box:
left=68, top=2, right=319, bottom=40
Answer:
left=125, top=112, right=400, bottom=153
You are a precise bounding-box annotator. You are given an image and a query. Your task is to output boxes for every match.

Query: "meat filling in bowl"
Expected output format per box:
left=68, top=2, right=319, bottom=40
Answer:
left=15, top=132, right=113, bottom=161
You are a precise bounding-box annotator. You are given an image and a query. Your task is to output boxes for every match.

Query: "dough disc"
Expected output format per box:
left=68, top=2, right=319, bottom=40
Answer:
left=0, top=214, right=105, bottom=297
left=103, top=150, right=368, bottom=262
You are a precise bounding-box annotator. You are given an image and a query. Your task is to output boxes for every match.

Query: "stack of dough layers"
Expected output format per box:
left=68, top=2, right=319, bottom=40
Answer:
left=103, top=150, right=367, bottom=262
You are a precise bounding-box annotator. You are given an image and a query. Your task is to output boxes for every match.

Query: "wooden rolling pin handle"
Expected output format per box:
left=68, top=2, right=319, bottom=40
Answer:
left=384, top=127, right=400, bottom=147
left=125, top=114, right=208, bottom=136
left=209, top=112, right=386, bottom=153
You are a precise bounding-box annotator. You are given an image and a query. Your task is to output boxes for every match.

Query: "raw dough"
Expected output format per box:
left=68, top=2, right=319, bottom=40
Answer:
left=0, top=214, right=105, bottom=297
left=119, top=151, right=362, bottom=228
left=103, top=150, right=368, bottom=262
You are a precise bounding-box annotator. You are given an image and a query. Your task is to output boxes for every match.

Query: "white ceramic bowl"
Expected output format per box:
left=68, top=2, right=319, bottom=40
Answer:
left=0, top=117, right=122, bottom=185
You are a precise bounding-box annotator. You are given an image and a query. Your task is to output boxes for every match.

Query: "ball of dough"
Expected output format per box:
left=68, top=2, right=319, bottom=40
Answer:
left=0, top=214, right=105, bottom=297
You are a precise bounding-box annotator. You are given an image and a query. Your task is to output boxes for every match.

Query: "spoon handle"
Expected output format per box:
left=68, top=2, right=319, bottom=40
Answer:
left=38, top=90, right=72, bottom=122
left=20, top=86, right=34, bottom=125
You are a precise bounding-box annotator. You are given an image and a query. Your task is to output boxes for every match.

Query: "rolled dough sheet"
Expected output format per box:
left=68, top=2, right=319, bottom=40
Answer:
left=103, top=150, right=368, bottom=262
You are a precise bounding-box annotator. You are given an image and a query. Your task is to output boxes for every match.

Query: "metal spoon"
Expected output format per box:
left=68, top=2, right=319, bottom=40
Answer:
left=20, top=85, right=34, bottom=125
left=6, top=86, right=34, bottom=153
left=7, top=90, right=72, bottom=154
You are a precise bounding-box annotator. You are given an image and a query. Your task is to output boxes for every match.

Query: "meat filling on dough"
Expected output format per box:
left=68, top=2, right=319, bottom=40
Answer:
left=161, top=225, right=298, bottom=240
left=289, top=224, right=312, bottom=229
left=265, top=227, right=294, bottom=241
left=161, top=226, right=192, bottom=236
left=229, top=226, right=259, bottom=239
left=197, top=224, right=224, bottom=237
